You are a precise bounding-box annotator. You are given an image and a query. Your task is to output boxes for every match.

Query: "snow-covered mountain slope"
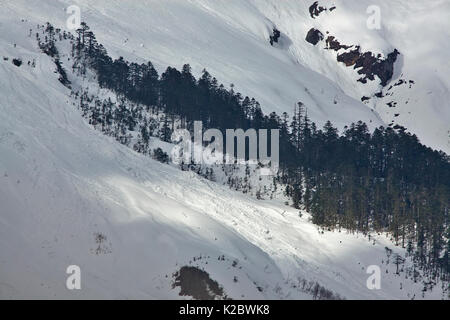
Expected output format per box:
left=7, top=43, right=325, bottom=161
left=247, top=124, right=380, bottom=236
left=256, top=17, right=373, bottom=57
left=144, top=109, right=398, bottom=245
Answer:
left=0, top=12, right=448, bottom=300
left=3, top=0, right=448, bottom=154
left=269, top=0, right=450, bottom=154
left=0, top=0, right=445, bottom=299
left=2, top=0, right=382, bottom=133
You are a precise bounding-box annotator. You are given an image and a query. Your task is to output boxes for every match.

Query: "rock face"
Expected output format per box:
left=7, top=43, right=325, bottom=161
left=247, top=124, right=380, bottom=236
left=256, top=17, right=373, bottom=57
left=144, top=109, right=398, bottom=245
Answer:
left=336, top=48, right=361, bottom=66
left=269, top=28, right=281, bottom=46
left=323, top=35, right=400, bottom=86
left=309, top=1, right=327, bottom=19
left=379, top=50, right=400, bottom=85
left=325, top=36, right=351, bottom=51
left=305, top=28, right=324, bottom=45
left=306, top=1, right=400, bottom=87
left=173, top=266, right=228, bottom=300
left=12, top=58, right=22, bottom=67
left=349, top=49, right=400, bottom=86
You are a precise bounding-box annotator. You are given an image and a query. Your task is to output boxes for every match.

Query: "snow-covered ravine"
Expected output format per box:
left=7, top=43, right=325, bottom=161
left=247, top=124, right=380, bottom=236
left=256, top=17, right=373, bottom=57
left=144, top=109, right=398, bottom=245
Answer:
left=0, top=12, right=447, bottom=299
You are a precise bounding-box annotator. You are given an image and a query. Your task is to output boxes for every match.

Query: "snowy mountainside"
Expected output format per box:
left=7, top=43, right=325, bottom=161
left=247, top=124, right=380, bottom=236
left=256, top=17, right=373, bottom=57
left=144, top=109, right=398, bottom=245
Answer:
left=3, top=0, right=383, bottom=132
left=0, top=1, right=450, bottom=299
left=3, top=0, right=449, bottom=154
left=0, top=14, right=448, bottom=299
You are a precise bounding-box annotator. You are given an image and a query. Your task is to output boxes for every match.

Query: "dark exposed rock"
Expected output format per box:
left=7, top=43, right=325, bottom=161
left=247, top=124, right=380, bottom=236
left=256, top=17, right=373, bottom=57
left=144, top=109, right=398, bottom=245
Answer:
left=309, top=1, right=327, bottom=19
left=321, top=32, right=400, bottom=86
left=387, top=101, right=398, bottom=108
left=394, top=79, right=406, bottom=86
left=303, top=25, right=402, bottom=89
left=357, top=78, right=368, bottom=84
left=339, top=46, right=399, bottom=86
left=361, top=96, right=370, bottom=102
left=375, top=91, right=384, bottom=98
left=370, top=49, right=400, bottom=86
left=337, top=47, right=361, bottom=66
left=309, top=2, right=337, bottom=18
left=325, top=36, right=351, bottom=51
left=269, top=28, right=281, bottom=46
left=389, top=79, right=415, bottom=90
left=305, top=28, right=324, bottom=45
left=172, top=266, right=229, bottom=300
left=12, top=58, right=22, bottom=67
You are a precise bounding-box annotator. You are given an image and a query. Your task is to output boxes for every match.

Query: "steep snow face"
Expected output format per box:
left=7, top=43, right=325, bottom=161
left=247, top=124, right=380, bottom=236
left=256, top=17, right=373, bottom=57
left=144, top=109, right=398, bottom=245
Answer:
left=257, top=0, right=450, bottom=153
left=4, top=0, right=448, bottom=153
left=1, top=1, right=449, bottom=300
left=0, top=47, right=443, bottom=301
left=3, top=0, right=449, bottom=153
left=0, top=13, right=448, bottom=300
left=2, top=0, right=384, bottom=132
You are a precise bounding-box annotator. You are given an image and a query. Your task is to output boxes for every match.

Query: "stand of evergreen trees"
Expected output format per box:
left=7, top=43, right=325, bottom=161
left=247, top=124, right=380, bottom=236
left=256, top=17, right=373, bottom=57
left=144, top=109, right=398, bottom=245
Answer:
left=39, top=23, right=450, bottom=291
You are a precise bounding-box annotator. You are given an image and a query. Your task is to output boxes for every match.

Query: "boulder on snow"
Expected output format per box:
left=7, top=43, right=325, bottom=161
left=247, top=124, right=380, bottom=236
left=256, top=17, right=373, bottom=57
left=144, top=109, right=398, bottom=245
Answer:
left=309, top=1, right=327, bottom=19
left=269, top=28, right=281, bottom=46
left=305, top=28, right=324, bottom=45
left=12, top=58, right=22, bottom=67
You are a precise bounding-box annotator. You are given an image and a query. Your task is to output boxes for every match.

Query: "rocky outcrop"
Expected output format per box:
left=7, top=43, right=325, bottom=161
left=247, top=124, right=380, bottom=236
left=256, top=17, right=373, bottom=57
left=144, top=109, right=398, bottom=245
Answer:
left=12, top=58, right=22, bottom=67
left=269, top=27, right=281, bottom=46
left=172, top=266, right=228, bottom=300
left=351, top=49, right=400, bottom=86
left=325, top=36, right=351, bottom=51
left=309, top=2, right=336, bottom=18
left=323, top=35, right=399, bottom=86
left=305, top=28, right=324, bottom=45
left=336, top=47, right=361, bottom=66
left=309, top=1, right=327, bottom=19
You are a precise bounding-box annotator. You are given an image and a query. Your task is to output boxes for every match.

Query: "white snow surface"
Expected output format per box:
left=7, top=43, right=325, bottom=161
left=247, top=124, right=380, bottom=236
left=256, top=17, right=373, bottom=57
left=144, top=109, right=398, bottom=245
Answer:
left=0, top=0, right=449, bottom=299
left=3, top=0, right=448, bottom=152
